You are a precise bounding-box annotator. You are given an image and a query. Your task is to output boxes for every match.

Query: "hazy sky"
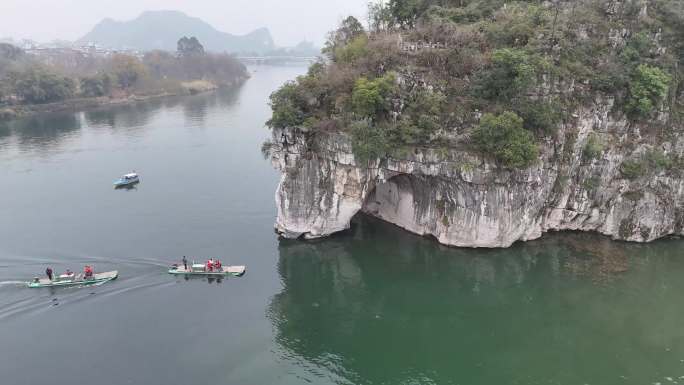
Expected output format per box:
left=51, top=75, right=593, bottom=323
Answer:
left=0, top=0, right=370, bottom=46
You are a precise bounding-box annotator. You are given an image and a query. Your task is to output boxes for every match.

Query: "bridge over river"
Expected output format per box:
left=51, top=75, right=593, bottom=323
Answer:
left=237, top=56, right=319, bottom=65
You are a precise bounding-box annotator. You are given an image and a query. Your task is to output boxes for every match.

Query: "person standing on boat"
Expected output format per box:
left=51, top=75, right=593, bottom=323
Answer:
left=182, top=256, right=188, bottom=270
left=45, top=267, right=53, bottom=281
left=214, top=259, right=222, bottom=271
left=84, top=265, right=93, bottom=278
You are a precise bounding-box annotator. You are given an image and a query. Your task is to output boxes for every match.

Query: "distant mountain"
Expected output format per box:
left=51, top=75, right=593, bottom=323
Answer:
left=78, top=10, right=275, bottom=54
left=266, top=41, right=321, bottom=57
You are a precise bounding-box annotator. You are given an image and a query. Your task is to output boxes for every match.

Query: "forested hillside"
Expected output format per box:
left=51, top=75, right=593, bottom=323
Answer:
left=269, top=0, right=683, bottom=168
left=0, top=37, right=247, bottom=116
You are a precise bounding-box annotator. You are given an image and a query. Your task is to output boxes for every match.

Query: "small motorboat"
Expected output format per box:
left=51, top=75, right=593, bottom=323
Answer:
left=27, top=270, right=118, bottom=288
left=169, top=261, right=246, bottom=277
left=114, top=172, right=139, bottom=188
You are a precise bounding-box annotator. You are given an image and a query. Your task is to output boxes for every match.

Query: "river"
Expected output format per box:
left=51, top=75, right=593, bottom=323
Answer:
left=1, top=65, right=684, bottom=385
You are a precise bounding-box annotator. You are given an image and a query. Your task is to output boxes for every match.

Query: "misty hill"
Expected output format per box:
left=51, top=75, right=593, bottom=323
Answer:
left=269, top=41, right=320, bottom=57
left=78, top=10, right=275, bottom=54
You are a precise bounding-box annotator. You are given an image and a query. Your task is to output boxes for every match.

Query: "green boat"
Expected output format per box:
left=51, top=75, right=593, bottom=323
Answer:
left=168, top=263, right=245, bottom=277
left=27, top=271, right=118, bottom=288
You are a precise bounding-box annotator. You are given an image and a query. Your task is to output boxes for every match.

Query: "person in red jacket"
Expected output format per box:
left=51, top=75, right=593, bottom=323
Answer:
left=214, top=259, right=222, bottom=271
left=84, top=265, right=93, bottom=278
left=206, top=259, right=213, bottom=272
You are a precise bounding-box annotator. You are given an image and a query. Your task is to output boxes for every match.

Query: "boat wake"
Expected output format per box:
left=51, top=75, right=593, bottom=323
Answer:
left=0, top=300, right=50, bottom=321
left=92, top=279, right=174, bottom=299
left=0, top=270, right=172, bottom=322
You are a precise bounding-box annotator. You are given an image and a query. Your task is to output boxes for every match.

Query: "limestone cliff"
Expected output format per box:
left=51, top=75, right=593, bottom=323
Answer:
left=270, top=100, right=684, bottom=247
left=266, top=0, right=683, bottom=248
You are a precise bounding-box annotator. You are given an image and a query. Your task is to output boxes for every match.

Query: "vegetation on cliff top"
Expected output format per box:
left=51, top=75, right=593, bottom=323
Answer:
left=268, top=0, right=683, bottom=169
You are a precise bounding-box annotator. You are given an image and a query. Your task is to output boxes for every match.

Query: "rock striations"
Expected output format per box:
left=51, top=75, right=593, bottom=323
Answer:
left=266, top=0, right=683, bottom=248
left=270, top=100, right=684, bottom=248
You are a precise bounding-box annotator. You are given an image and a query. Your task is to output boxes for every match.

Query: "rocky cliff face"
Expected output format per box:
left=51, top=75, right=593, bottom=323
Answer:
left=269, top=99, right=684, bottom=248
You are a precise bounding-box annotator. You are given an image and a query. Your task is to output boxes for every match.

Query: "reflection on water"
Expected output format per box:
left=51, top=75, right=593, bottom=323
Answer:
left=0, top=122, right=10, bottom=139
left=270, top=215, right=684, bottom=385
left=83, top=108, right=117, bottom=128
left=84, top=100, right=162, bottom=129
left=183, top=97, right=209, bottom=125
left=1, top=86, right=246, bottom=157
left=174, top=274, right=225, bottom=285
left=2, top=64, right=684, bottom=385
left=6, top=113, right=81, bottom=151
left=182, top=86, right=241, bottom=126
left=0, top=65, right=321, bottom=385
left=82, top=87, right=243, bottom=130
left=113, top=183, right=138, bottom=191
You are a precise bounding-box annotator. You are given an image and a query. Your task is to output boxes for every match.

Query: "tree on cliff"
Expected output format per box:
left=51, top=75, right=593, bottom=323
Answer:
left=368, top=1, right=393, bottom=32
left=471, top=112, right=538, bottom=169
left=323, top=16, right=365, bottom=60
left=388, top=0, right=424, bottom=28
left=625, top=64, right=672, bottom=120
left=267, top=82, right=305, bottom=129
left=351, top=73, right=397, bottom=119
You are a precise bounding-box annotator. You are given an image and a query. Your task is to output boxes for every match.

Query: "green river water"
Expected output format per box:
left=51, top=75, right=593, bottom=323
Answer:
left=0, top=65, right=683, bottom=385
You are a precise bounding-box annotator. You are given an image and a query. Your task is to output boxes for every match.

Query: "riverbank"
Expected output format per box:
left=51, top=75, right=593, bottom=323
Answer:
left=0, top=77, right=245, bottom=120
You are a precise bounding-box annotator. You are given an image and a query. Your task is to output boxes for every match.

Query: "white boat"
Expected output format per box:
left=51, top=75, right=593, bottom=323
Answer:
left=169, top=262, right=246, bottom=277
left=27, top=271, right=118, bottom=288
left=114, top=173, right=139, bottom=188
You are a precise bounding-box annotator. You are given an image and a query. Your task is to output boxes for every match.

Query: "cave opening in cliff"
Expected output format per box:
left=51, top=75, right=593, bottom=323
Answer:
left=361, top=173, right=427, bottom=233
left=354, top=172, right=450, bottom=244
